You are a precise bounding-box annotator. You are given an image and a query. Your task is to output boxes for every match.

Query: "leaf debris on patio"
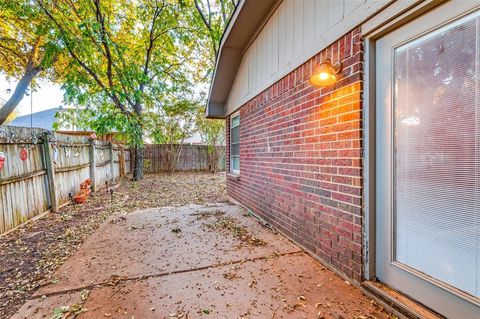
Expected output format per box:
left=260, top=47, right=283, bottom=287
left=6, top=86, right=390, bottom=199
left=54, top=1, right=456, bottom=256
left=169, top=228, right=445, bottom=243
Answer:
left=204, top=214, right=267, bottom=247
left=0, top=172, right=226, bottom=319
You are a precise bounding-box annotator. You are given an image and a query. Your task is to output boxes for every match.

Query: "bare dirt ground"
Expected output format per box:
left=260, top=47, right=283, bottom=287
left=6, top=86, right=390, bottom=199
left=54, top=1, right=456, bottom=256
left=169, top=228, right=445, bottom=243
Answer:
left=0, top=172, right=227, bottom=319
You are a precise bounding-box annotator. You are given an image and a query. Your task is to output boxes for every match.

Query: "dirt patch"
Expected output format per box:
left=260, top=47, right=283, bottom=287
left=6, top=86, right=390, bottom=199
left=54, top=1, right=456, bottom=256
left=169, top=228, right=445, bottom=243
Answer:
left=0, top=172, right=226, bottom=319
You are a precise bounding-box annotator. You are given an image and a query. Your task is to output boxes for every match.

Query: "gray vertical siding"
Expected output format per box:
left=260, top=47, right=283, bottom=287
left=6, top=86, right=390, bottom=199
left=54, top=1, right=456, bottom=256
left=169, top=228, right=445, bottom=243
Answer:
left=226, top=0, right=391, bottom=114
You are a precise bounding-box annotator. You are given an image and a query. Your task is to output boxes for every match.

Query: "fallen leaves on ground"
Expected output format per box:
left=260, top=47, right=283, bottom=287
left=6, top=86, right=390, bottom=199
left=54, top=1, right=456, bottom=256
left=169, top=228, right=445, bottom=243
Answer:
left=0, top=172, right=226, bottom=319
left=204, top=215, right=267, bottom=247
left=191, top=210, right=225, bottom=220
left=169, top=309, right=190, bottom=318
left=51, top=289, right=89, bottom=319
left=223, top=271, right=238, bottom=280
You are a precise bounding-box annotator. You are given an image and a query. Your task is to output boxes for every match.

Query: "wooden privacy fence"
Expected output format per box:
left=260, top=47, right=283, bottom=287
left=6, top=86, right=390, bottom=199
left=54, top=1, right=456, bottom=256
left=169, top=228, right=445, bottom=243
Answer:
left=0, top=126, right=131, bottom=234
left=143, top=144, right=225, bottom=173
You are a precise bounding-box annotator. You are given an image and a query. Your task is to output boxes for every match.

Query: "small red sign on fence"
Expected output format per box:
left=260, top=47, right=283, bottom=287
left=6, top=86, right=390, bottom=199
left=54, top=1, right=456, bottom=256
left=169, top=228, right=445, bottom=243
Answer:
left=0, top=152, right=5, bottom=171
left=20, top=148, right=28, bottom=161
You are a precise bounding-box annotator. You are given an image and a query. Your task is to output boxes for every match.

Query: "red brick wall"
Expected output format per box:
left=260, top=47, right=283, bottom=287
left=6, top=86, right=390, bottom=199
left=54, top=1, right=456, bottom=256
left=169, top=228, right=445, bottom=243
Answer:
left=226, top=28, right=364, bottom=281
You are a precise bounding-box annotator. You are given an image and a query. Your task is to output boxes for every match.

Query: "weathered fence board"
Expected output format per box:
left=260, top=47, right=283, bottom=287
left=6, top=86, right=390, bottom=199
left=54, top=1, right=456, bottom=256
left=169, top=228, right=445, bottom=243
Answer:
left=143, top=144, right=225, bottom=173
left=94, top=141, right=112, bottom=189
left=0, top=127, right=219, bottom=234
left=0, top=127, right=48, bottom=233
left=124, top=148, right=131, bottom=174
left=0, top=126, right=128, bottom=234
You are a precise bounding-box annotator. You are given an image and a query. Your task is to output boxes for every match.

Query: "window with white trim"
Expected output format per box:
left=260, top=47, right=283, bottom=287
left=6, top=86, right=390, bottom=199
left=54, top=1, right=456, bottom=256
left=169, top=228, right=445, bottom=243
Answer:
left=230, top=113, right=240, bottom=173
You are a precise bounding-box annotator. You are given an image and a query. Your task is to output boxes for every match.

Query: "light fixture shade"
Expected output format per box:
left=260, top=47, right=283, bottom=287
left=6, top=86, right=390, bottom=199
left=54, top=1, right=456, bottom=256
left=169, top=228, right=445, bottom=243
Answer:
left=310, top=59, right=342, bottom=87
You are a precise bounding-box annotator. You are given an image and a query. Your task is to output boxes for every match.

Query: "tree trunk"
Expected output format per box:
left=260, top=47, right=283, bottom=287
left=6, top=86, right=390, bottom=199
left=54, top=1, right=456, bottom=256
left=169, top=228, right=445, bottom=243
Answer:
left=0, top=38, right=43, bottom=125
left=209, top=150, right=218, bottom=173
left=0, top=69, right=40, bottom=124
left=207, top=145, right=223, bottom=173
left=131, top=104, right=144, bottom=181
left=173, top=144, right=183, bottom=172
left=133, top=146, right=144, bottom=181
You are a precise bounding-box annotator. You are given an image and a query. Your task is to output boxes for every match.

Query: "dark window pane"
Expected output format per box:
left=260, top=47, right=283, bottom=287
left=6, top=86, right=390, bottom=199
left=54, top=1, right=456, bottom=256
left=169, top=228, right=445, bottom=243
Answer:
left=231, top=143, right=240, bottom=156
left=231, top=127, right=239, bottom=143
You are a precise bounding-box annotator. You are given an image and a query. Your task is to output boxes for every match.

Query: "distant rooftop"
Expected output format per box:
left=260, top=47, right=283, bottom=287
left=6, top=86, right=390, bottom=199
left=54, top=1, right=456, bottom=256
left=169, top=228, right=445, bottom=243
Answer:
left=7, top=107, right=66, bottom=130
left=184, top=132, right=204, bottom=145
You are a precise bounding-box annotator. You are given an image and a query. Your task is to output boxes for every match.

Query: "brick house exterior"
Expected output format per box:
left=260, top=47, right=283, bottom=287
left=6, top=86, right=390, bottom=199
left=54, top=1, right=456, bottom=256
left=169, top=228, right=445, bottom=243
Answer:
left=208, top=1, right=480, bottom=317
left=225, top=28, right=364, bottom=281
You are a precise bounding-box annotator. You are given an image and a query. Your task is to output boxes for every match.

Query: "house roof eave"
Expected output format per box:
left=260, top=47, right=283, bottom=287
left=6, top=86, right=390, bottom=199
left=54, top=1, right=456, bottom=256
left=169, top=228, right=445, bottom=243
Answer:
left=206, top=0, right=277, bottom=119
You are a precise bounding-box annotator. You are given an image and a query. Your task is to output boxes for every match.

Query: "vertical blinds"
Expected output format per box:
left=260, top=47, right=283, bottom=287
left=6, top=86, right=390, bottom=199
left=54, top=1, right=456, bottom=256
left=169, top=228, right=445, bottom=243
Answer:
left=394, top=11, right=480, bottom=298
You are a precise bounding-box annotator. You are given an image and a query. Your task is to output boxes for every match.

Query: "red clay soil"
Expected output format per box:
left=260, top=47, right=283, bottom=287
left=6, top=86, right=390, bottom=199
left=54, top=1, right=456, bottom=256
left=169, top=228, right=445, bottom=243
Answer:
left=11, top=204, right=393, bottom=319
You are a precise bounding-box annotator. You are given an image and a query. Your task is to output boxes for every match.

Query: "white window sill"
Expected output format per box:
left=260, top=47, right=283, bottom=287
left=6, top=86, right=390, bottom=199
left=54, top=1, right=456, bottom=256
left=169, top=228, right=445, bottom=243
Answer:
left=226, top=173, right=241, bottom=181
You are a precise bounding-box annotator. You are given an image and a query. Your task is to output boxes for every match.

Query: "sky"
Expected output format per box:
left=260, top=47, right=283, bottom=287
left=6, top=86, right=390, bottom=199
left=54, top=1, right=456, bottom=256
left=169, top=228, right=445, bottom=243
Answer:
left=0, top=73, right=208, bottom=118
left=0, top=73, right=206, bottom=143
left=0, top=73, right=67, bottom=117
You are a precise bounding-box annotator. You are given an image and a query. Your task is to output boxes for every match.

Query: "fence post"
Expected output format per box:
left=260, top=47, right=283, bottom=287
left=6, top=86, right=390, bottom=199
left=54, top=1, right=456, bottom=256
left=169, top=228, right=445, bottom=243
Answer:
left=109, top=142, right=115, bottom=184
left=119, top=145, right=125, bottom=177
left=89, top=140, right=97, bottom=192
left=42, top=132, right=58, bottom=213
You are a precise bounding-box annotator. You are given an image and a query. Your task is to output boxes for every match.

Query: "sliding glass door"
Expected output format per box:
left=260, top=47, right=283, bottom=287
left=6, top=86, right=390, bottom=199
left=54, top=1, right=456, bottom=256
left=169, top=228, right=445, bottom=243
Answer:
left=376, top=2, right=480, bottom=318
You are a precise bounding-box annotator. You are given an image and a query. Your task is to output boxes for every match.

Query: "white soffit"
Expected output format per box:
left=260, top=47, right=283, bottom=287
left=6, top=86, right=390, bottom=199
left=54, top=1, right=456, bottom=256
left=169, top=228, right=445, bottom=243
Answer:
left=206, top=0, right=278, bottom=118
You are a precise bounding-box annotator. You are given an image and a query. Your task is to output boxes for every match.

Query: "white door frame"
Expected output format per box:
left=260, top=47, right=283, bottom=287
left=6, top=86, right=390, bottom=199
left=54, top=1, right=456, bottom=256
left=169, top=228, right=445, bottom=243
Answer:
left=362, top=0, right=480, bottom=317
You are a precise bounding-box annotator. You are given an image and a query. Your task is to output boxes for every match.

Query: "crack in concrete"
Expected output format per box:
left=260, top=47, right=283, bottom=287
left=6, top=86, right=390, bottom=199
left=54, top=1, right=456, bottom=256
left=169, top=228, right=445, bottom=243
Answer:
left=32, top=250, right=304, bottom=300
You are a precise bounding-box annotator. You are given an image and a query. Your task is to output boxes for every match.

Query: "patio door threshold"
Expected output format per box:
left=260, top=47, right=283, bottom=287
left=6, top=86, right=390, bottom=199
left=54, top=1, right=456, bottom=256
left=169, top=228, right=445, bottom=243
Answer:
left=361, top=281, right=444, bottom=319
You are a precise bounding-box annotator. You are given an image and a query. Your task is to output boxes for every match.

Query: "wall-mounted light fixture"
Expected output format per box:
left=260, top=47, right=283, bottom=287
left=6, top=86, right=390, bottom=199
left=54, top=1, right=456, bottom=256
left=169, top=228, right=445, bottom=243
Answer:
left=310, top=59, right=342, bottom=87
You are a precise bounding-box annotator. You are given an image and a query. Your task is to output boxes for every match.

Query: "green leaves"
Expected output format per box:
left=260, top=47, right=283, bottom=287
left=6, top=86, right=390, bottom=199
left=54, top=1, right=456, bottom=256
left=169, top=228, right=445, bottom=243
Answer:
left=1, top=0, right=233, bottom=175
left=0, top=0, right=63, bottom=79
left=7, top=0, right=232, bottom=133
left=196, top=107, right=225, bottom=149
left=195, top=103, right=225, bottom=172
left=51, top=306, right=70, bottom=319
left=191, top=0, right=236, bottom=59
left=147, top=97, right=199, bottom=145
left=40, top=41, right=61, bottom=68
left=51, top=290, right=89, bottom=319
left=39, top=0, right=204, bottom=139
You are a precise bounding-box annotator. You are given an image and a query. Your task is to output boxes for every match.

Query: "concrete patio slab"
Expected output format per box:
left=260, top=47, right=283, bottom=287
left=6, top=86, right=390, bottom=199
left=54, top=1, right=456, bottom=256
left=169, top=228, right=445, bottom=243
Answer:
left=12, top=204, right=391, bottom=319
left=10, top=291, right=85, bottom=319
left=34, top=204, right=300, bottom=296
left=78, top=253, right=387, bottom=319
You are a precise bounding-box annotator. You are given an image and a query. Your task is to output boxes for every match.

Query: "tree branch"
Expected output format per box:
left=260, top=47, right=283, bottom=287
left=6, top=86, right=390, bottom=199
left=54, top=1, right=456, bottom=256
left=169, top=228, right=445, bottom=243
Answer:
left=194, top=0, right=212, bottom=33
left=35, top=0, right=130, bottom=116
left=0, top=42, right=26, bottom=62
left=93, top=0, right=114, bottom=90
left=25, top=37, right=42, bottom=73
left=143, top=0, right=165, bottom=79
left=193, top=0, right=218, bottom=57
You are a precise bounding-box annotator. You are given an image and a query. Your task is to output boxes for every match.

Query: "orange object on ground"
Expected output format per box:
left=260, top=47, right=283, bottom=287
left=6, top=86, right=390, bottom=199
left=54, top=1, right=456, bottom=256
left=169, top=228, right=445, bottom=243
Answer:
left=73, top=194, right=87, bottom=203
left=73, top=179, right=93, bottom=203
